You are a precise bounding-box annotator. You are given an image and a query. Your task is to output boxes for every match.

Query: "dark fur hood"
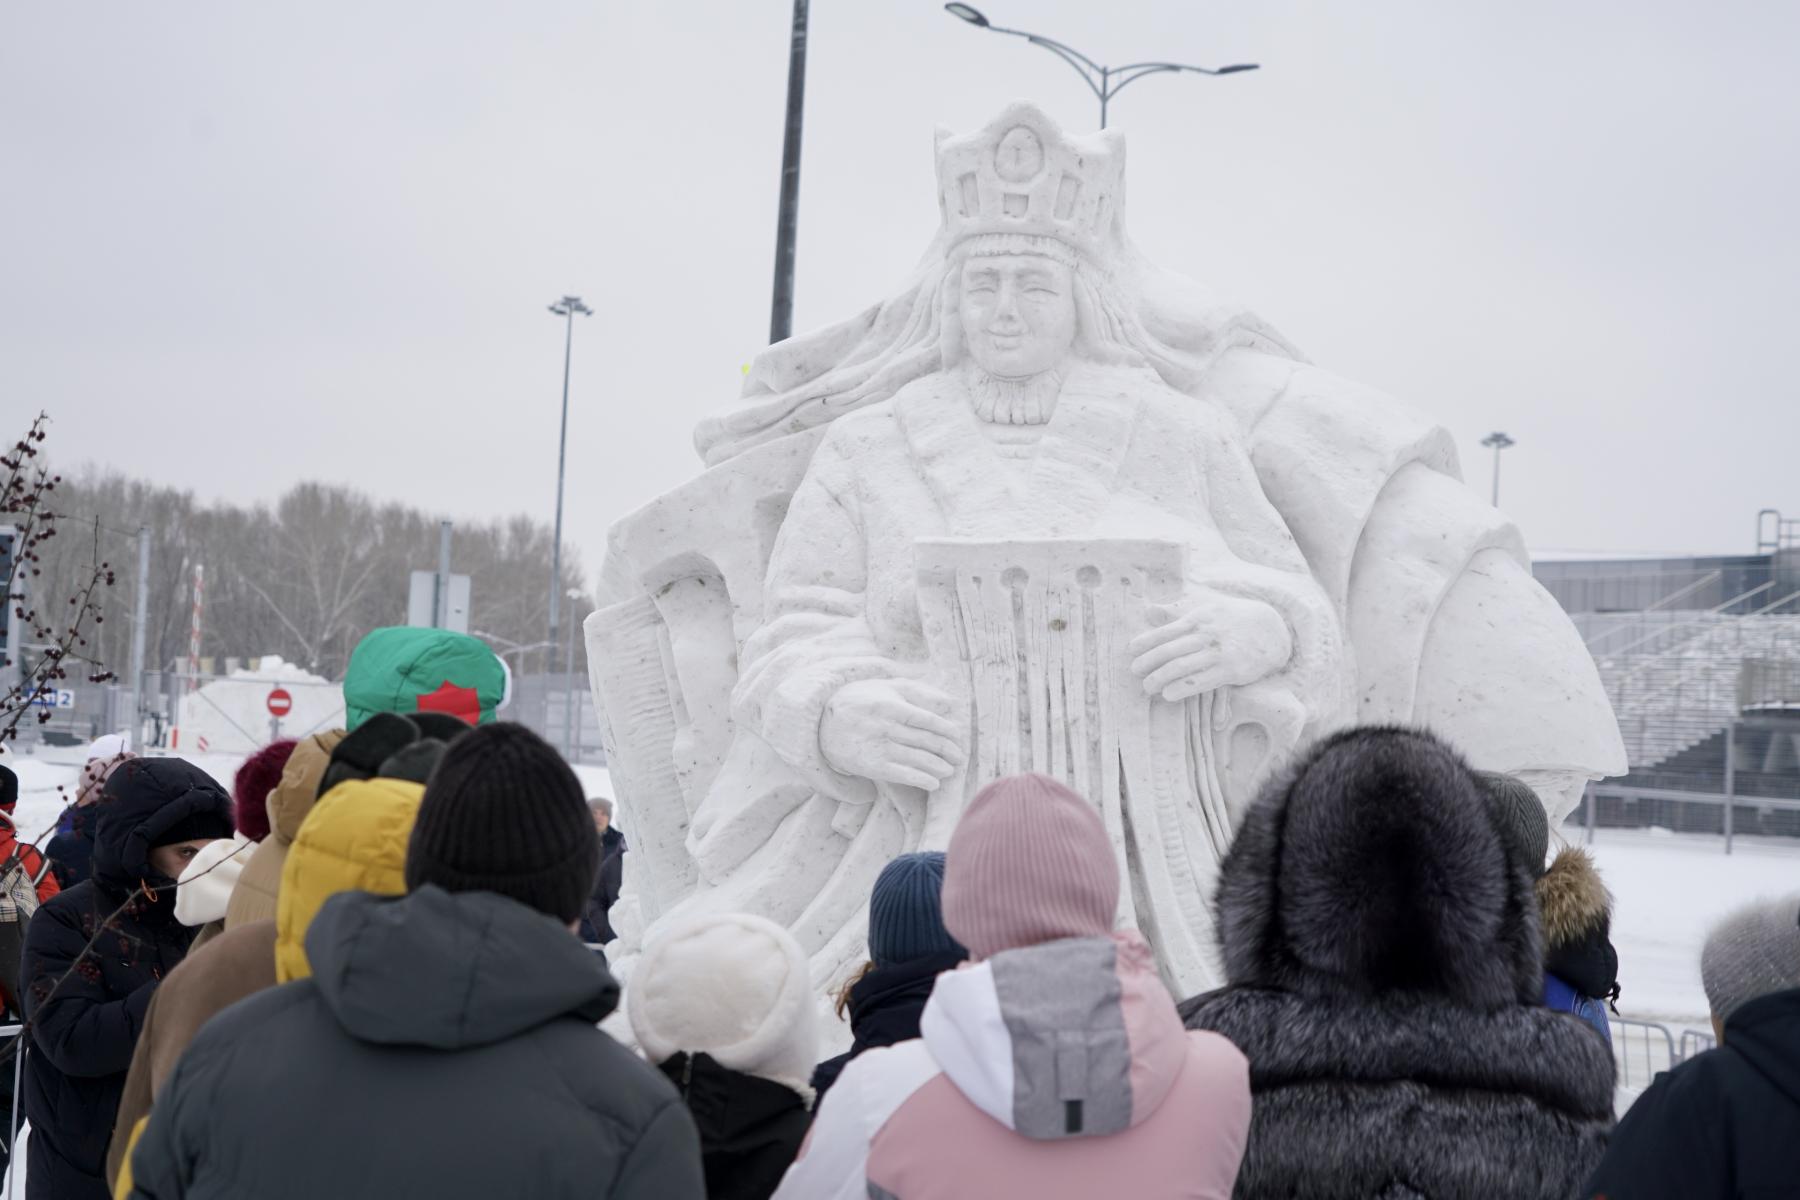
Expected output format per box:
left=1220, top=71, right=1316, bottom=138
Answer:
left=1187, top=728, right=1615, bottom=1198
left=1212, top=725, right=1543, bottom=1009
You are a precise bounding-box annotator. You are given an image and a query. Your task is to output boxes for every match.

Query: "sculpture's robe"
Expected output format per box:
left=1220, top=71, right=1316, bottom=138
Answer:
left=595, top=348, right=1625, bottom=994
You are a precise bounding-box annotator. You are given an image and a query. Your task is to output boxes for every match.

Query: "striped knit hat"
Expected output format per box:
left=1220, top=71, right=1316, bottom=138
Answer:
left=942, top=773, right=1118, bottom=959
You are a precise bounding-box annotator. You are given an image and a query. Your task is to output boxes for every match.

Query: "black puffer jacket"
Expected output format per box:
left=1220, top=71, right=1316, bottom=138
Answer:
left=811, top=950, right=964, bottom=1100
left=125, top=886, right=705, bottom=1199
left=1182, top=726, right=1616, bottom=1200
left=22, top=758, right=231, bottom=1200
left=659, top=1051, right=809, bottom=1200
left=1583, top=987, right=1800, bottom=1199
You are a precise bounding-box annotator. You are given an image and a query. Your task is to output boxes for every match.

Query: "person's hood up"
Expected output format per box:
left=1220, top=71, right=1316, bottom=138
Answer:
left=629, top=911, right=819, bottom=1099
left=919, top=931, right=1189, bottom=1140
left=1725, top=988, right=1800, bottom=1106
left=174, top=832, right=256, bottom=927
left=265, top=730, right=346, bottom=845
left=305, top=885, right=619, bottom=1048
left=92, top=757, right=233, bottom=890
left=1538, top=846, right=1619, bottom=999
left=1214, top=725, right=1543, bottom=1008
left=274, top=776, right=422, bottom=983
left=0, top=764, right=16, bottom=814
left=1537, top=847, right=1611, bottom=952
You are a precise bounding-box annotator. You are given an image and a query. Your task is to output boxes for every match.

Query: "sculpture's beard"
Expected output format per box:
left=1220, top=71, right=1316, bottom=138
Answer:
left=964, top=362, right=1065, bottom=426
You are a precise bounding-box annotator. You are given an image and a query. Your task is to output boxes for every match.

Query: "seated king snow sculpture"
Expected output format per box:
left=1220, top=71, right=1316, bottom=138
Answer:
left=588, top=102, right=1624, bottom=998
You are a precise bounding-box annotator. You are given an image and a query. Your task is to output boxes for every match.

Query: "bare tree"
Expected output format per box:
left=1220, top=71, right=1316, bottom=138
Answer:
left=34, top=469, right=589, bottom=684
left=1, top=414, right=115, bottom=746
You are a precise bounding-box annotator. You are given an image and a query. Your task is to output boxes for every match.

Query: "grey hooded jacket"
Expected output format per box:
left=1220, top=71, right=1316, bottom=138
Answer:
left=126, top=886, right=704, bottom=1199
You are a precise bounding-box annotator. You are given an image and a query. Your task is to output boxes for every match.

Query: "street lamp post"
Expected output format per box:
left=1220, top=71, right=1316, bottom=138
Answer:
left=562, top=586, right=585, bottom=759
left=769, top=0, right=810, bottom=344
left=944, top=4, right=1258, bottom=129
left=546, top=296, right=592, bottom=686
left=1481, top=431, right=1516, bottom=507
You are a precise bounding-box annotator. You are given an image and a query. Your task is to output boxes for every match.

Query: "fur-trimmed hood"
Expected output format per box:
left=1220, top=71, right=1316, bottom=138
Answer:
left=1212, top=725, right=1543, bottom=1008
left=1539, top=845, right=1620, bottom=1002
left=1185, top=727, right=1615, bottom=1199
left=1537, top=846, right=1611, bottom=951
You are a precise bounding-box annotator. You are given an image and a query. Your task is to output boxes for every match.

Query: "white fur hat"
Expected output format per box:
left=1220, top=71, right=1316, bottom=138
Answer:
left=628, top=911, right=818, bottom=1100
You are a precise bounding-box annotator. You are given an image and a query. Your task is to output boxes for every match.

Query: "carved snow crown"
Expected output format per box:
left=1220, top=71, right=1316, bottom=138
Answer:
left=936, top=102, right=1125, bottom=259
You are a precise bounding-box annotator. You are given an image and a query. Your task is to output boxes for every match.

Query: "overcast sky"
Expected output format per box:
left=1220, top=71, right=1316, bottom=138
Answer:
left=6, top=1, right=1796, bottom=590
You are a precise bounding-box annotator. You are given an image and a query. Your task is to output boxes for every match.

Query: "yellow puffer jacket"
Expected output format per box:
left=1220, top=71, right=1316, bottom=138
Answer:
left=112, top=775, right=422, bottom=1200
left=274, top=776, right=423, bottom=983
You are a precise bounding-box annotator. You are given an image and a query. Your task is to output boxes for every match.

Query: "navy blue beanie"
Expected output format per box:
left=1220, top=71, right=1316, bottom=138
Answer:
left=868, top=851, right=966, bottom=967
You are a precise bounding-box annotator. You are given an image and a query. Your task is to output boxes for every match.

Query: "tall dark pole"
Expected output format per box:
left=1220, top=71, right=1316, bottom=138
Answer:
left=769, top=0, right=809, bottom=344
left=546, top=296, right=591, bottom=684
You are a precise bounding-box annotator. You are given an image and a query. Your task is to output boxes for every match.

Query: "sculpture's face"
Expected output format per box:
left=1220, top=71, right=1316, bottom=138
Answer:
left=957, top=253, right=1078, bottom=379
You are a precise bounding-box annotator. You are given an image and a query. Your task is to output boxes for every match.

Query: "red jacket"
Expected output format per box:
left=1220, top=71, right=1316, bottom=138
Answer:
left=0, top=811, right=60, bottom=904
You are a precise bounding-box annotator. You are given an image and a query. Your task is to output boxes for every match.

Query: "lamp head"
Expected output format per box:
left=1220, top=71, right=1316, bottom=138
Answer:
left=945, top=3, right=990, bottom=27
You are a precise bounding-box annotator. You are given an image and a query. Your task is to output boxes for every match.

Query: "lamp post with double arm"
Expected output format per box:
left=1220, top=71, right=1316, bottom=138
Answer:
left=944, top=4, right=1259, bottom=129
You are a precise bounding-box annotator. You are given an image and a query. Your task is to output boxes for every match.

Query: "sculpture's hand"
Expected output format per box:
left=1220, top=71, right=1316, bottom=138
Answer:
left=820, top=679, right=967, bottom=793
left=1129, top=592, right=1293, bottom=702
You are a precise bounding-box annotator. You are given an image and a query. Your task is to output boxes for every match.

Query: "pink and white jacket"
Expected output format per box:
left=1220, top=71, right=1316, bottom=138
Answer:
left=772, top=931, right=1250, bottom=1200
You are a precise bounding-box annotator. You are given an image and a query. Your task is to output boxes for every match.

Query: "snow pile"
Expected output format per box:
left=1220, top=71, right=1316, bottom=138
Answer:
left=173, top=656, right=345, bottom=755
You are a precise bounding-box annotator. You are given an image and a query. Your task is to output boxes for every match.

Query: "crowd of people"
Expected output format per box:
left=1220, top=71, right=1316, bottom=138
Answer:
left=0, top=626, right=1794, bottom=1198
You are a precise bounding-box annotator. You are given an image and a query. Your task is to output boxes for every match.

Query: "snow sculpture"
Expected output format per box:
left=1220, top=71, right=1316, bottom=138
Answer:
left=589, top=103, right=1625, bottom=997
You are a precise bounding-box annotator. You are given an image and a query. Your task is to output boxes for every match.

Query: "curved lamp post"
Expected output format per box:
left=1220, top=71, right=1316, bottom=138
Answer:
left=944, top=3, right=1258, bottom=128
left=1481, top=431, right=1516, bottom=507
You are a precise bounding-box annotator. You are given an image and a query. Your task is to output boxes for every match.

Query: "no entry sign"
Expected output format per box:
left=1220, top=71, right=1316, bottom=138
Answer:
left=267, top=687, right=293, bottom=718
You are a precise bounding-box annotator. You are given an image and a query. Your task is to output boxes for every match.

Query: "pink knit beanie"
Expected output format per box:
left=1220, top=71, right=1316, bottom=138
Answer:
left=941, top=773, right=1119, bottom=959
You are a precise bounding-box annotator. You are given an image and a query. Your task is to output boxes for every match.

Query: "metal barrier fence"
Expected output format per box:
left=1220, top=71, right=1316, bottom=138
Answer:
left=1609, top=1016, right=1716, bottom=1116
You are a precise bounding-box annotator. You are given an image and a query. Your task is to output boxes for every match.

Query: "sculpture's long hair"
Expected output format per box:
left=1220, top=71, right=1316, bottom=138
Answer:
left=694, top=232, right=1303, bottom=466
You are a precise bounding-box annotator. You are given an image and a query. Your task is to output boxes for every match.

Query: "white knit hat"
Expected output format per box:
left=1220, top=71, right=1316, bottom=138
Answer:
left=628, top=911, right=818, bottom=1101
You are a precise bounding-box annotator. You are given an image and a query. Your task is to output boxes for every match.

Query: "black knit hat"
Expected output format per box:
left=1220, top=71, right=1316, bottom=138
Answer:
left=404, top=722, right=598, bottom=925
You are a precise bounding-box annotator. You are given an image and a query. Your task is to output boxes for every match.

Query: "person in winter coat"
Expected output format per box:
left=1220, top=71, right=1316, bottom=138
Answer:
left=1582, top=892, right=1800, bottom=1199
left=107, top=772, right=428, bottom=1193
left=0, top=764, right=61, bottom=1012
left=21, top=757, right=233, bottom=1200
left=1182, top=726, right=1616, bottom=1200
left=580, top=797, right=626, bottom=944
left=775, top=773, right=1251, bottom=1200
left=631, top=911, right=817, bottom=1200
left=125, top=722, right=704, bottom=1200
left=0, top=765, right=59, bottom=902
left=168, top=833, right=252, bottom=951
left=1474, top=769, right=1621, bottom=1043
left=1539, top=845, right=1620, bottom=1042
left=47, top=738, right=135, bottom=890
left=229, top=738, right=296, bottom=844
left=811, top=851, right=965, bottom=1102
left=221, top=730, right=343, bottom=927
